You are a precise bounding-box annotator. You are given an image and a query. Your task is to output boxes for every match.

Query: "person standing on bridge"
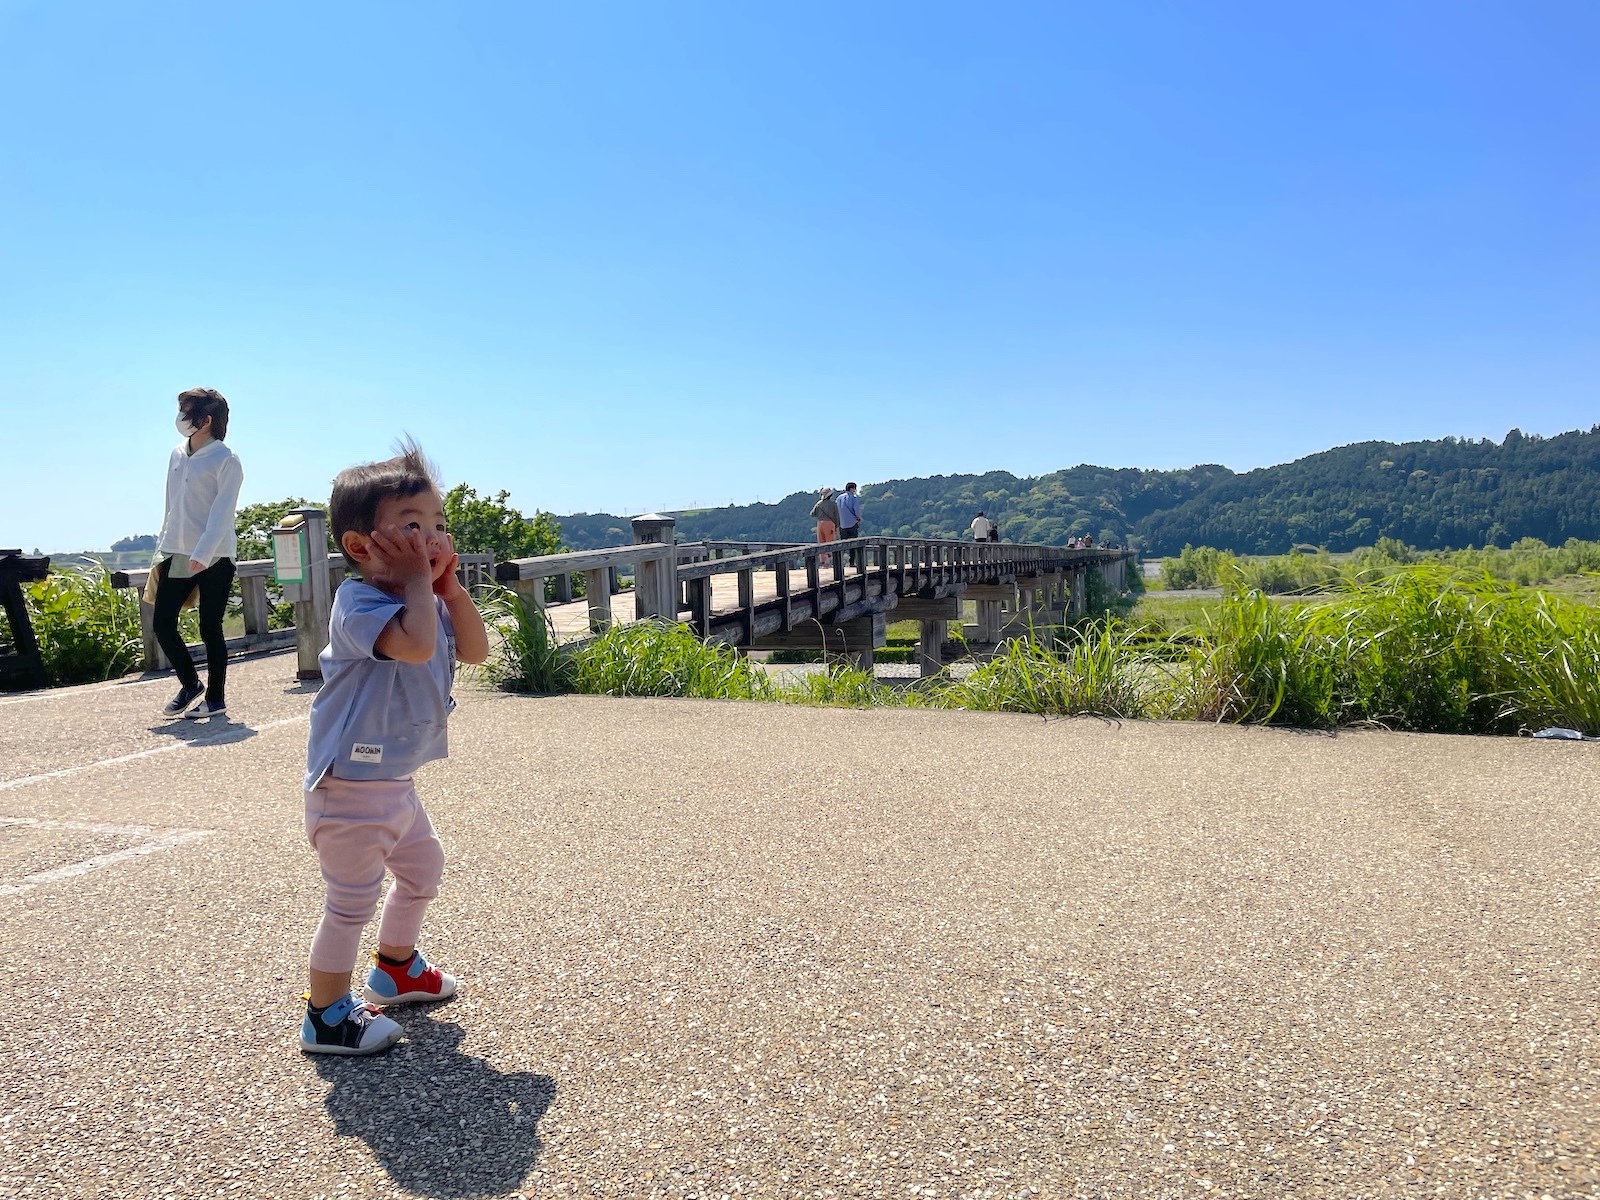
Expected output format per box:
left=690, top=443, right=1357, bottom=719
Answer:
left=810, top=486, right=840, bottom=543
left=154, top=387, right=243, bottom=719
left=837, top=482, right=862, bottom=538
left=837, top=482, right=862, bottom=565
left=298, top=441, right=490, bottom=1056
left=970, top=511, right=991, bottom=541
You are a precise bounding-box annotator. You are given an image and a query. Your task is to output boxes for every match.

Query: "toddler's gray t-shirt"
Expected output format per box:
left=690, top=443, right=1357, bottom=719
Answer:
left=304, top=580, right=457, bottom=792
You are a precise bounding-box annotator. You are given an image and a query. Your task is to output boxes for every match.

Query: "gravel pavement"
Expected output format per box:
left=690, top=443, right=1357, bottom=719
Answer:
left=1, top=652, right=1597, bottom=1199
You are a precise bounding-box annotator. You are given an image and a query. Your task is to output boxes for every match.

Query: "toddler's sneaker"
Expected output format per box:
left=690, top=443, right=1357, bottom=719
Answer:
left=161, top=683, right=204, bottom=717
left=299, top=993, right=402, bottom=1056
left=362, top=949, right=457, bottom=1006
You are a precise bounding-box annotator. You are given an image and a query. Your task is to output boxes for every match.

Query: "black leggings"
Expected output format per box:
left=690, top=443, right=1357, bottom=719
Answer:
left=152, top=557, right=236, bottom=702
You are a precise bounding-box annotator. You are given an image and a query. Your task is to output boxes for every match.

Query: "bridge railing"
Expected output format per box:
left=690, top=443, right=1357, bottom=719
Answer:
left=110, top=553, right=495, bottom=673
left=672, top=536, right=1128, bottom=643
left=496, top=533, right=1135, bottom=650
left=494, top=543, right=687, bottom=632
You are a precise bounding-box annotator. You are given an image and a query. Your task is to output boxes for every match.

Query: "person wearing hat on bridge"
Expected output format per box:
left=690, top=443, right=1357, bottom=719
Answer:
left=810, top=486, right=840, bottom=544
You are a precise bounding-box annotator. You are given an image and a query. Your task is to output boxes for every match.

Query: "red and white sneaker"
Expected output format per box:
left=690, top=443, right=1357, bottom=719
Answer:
left=362, top=949, right=457, bottom=1005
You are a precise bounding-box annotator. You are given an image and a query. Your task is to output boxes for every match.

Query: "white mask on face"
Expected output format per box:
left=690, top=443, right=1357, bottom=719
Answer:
left=176, top=414, right=198, bottom=438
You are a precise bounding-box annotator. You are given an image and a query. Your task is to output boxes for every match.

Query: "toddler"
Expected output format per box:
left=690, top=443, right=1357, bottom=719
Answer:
left=298, top=442, right=489, bottom=1055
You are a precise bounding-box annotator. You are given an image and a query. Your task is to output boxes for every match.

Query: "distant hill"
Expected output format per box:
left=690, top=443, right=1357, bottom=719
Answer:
left=552, top=427, right=1600, bottom=556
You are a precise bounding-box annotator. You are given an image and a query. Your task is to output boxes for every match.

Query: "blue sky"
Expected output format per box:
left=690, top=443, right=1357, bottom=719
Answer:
left=2, top=1, right=1596, bottom=551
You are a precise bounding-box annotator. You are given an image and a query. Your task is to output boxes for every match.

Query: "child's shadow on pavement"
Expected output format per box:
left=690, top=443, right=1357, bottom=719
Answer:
left=313, top=1014, right=556, bottom=1198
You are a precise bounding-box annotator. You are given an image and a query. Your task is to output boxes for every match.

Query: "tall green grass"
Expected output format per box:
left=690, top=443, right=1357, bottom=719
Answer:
left=1171, top=569, right=1600, bottom=733
left=1162, top=536, right=1600, bottom=594
left=572, top=619, right=775, bottom=700
left=17, top=563, right=143, bottom=686
left=477, top=585, right=569, bottom=694
left=938, top=621, right=1152, bottom=718
left=483, top=566, right=1600, bottom=737
left=778, top=662, right=916, bottom=708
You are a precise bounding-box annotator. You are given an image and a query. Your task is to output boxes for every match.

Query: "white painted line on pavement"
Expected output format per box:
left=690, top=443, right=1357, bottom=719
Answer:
left=0, top=678, right=163, bottom=707
left=0, top=817, right=160, bottom=836
left=0, top=715, right=308, bottom=793
left=0, top=818, right=212, bottom=897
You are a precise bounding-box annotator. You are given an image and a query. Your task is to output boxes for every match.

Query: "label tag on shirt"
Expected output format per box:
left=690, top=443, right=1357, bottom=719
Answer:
left=350, top=742, right=384, bottom=764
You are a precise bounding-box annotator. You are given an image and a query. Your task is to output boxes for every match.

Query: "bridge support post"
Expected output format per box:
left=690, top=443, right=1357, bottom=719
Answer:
left=982, top=600, right=1003, bottom=642
left=752, top=612, right=884, bottom=671
left=631, top=513, right=678, bottom=622
left=583, top=567, right=611, bottom=632
left=917, top=619, right=946, bottom=678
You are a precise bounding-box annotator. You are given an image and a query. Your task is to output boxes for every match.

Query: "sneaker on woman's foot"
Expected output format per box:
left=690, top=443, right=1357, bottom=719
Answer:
left=299, top=993, right=402, bottom=1056
left=161, top=684, right=204, bottom=717
left=188, top=699, right=227, bottom=718
left=362, top=949, right=457, bottom=1006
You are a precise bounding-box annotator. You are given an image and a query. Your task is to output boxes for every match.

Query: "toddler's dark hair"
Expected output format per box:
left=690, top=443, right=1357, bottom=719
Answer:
left=329, top=438, right=439, bottom=547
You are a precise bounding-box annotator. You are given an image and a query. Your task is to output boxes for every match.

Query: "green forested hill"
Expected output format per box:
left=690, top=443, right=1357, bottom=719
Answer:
left=553, top=427, right=1600, bottom=555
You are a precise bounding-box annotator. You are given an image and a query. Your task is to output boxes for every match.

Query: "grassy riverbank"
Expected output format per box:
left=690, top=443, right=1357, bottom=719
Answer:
left=487, top=566, right=1600, bottom=736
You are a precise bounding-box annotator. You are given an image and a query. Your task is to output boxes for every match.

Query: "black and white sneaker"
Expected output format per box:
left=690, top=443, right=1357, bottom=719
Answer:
left=188, top=699, right=227, bottom=719
left=161, top=684, right=204, bottom=717
left=299, top=994, right=402, bottom=1056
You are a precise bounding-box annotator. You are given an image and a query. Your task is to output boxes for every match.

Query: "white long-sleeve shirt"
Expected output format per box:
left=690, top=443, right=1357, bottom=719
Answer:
left=157, top=439, right=244, bottom=566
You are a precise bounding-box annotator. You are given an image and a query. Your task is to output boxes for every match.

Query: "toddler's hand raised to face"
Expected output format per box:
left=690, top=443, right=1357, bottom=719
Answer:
left=369, top=525, right=435, bottom=589
left=431, top=533, right=465, bottom=600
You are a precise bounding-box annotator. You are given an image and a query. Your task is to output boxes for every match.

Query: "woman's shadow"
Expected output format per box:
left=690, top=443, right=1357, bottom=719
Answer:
left=313, top=1011, right=556, bottom=1198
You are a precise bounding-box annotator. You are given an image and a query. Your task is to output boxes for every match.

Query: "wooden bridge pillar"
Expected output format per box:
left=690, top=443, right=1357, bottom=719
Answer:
left=917, top=619, right=946, bottom=678
left=972, top=599, right=1000, bottom=643
left=751, top=612, right=884, bottom=672
left=583, top=567, right=612, bottom=632
left=631, top=513, right=678, bottom=621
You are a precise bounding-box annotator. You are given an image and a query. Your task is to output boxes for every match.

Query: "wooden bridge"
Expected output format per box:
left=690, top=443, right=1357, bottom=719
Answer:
left=496, top=515, right=1137, bottom=674
left=107, top=514, right=1135, bottom=678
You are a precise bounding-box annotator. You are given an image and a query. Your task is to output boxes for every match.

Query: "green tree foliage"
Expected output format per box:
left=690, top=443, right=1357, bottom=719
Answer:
left=1138, top=427, right=1600, bottom=554
left=548, top=426, right=1600, bottom=554
left=235, top=497, right=320, bottom=561
left=1159, top=545, right=1237, bottom=590
left=441, top=485, right=564, bottom=560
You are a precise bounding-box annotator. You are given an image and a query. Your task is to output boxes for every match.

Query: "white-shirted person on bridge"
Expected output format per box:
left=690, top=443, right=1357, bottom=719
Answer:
left=970, top=510, right=991, bottom=541
left=298, top=440, right=490, bottom=1056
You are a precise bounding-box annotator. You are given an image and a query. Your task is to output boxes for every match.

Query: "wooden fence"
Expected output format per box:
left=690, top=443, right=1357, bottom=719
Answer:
left=111, top=553, right=494, bottom=673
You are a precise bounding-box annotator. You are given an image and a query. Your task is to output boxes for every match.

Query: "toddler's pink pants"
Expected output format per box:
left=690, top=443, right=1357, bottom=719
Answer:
left=305, top=776, right=446, bottom=974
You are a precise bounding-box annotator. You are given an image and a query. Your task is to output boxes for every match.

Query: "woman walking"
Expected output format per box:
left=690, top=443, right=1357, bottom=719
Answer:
left=154, top=387, right=243, bottom=718
left=810, top=486, right=840, bottom=544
